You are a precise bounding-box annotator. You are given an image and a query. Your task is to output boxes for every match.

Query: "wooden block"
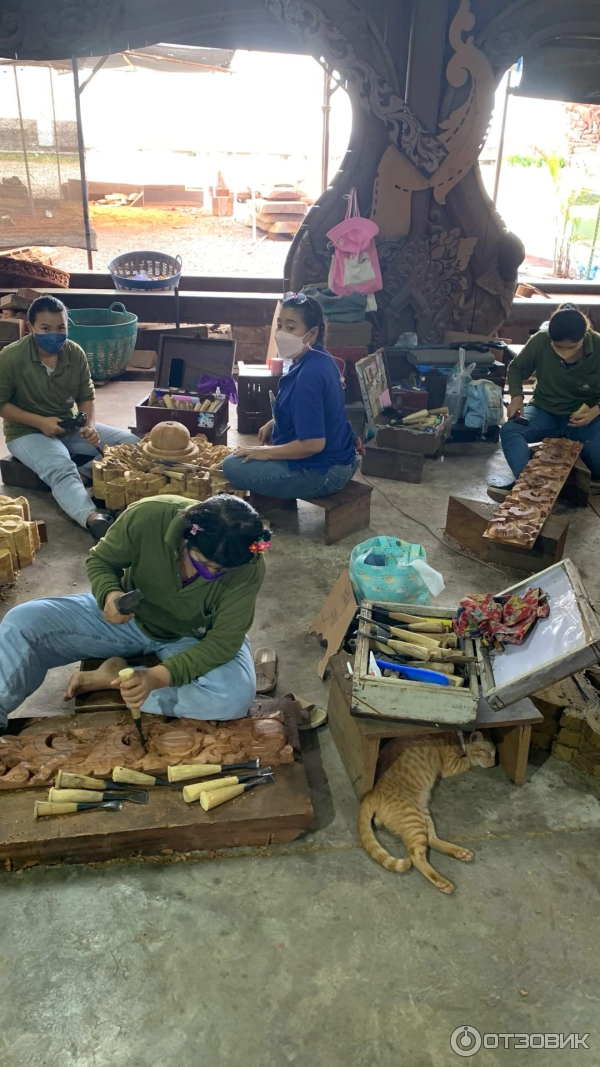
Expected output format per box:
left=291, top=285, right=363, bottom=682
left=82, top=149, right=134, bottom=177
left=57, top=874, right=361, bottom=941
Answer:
left=560, top=457, right=590, bottom=507
left=361, top=442, right=424, bottom=483
left=0, top=319, right=23, bottom=343
left=492, top=724, right=532, bottom=786
left=327, top=667, right=380, bottom=799
left=0, top=456, right=50, bottom=493
left=445, top=495, right=569, bottom=572
left=36, top=520, right=47, bottom=544
left=303, top=480, right=373, bottom=546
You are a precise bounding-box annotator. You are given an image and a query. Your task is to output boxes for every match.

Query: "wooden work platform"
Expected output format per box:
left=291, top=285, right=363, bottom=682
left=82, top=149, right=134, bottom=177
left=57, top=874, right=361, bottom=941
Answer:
left=0, top=712, right=313, bottom=866
left=327, top=655, right=543, bottom=796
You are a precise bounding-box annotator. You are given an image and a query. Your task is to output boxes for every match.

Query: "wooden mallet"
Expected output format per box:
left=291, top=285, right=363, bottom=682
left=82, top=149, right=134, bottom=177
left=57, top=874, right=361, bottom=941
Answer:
left=118, top=667, right=147, bottom=747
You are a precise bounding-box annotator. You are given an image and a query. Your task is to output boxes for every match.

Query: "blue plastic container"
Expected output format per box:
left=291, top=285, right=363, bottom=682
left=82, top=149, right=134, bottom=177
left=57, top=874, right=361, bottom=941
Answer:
left=109, top=250, right=182, bottom=291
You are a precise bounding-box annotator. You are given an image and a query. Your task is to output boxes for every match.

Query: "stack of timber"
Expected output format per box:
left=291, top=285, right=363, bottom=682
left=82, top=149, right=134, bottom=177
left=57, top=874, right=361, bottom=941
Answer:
left=253, top=185, right=311, bottom=240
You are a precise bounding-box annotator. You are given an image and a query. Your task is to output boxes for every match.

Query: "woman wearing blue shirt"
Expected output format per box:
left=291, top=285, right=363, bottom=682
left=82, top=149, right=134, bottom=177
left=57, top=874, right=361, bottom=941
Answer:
left=223, top=293, right=358, bottom=498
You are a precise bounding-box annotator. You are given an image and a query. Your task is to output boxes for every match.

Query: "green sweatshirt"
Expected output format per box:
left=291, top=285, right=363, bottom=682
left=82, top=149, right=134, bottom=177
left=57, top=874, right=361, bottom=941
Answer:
left=507, top=329, right=600, bottom=417
left=86, top=495, right=266, bottom=687
left=0, top=334, right=95, bottom=440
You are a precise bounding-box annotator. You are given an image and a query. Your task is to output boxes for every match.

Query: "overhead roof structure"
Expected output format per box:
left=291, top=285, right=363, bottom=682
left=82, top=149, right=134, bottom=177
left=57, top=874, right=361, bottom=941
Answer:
left=0, top=43, right=235, bottom=74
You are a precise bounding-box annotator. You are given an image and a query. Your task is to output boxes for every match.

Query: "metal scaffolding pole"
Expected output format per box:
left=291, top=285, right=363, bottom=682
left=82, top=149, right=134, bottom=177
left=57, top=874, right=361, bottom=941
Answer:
left=48, top=66, right=62, bottom=192
left=71, top=56, right=94, bottom=269
left=13, top=65, right=34, bottom=211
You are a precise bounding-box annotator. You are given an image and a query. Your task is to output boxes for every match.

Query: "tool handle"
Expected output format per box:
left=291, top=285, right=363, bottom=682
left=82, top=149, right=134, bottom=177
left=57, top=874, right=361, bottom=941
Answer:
left=183, top=776, right=240, bottom=803
left=112, top=766, right=155, bottom=786
left=35, top=801, right=79, bottom=818
left=169, top=762, right=224, bottom=783
left=406, top=621, right=446, bottom=633
left=387, top=627, right=441, bottom=649
left=379, top=638, right=430, bottom=662
left=55, top=771, right=107, bottom=791
left=386, top=611, right=453, bottom=627
left=48, top=788, right=103, bottom=803
left=118, top=668, right=140, bottom=715
left=375, top=659, right=450, bottom=686
left=200, top=783, right=245, bottom=810
left=115, top=589, right=142, bottom=614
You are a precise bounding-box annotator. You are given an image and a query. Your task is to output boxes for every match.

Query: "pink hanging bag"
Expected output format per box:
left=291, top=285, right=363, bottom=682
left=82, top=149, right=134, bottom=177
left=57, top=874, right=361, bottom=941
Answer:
left=326, top=187, right=382, bottom=297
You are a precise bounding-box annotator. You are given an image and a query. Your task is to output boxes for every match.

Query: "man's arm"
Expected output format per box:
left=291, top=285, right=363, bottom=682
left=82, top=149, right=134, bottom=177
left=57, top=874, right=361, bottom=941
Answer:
left=0, top=403, right=64, bottom=437
left=86, top=509, right=134, bottom=608
left=506, top=338, right=541, bottom=416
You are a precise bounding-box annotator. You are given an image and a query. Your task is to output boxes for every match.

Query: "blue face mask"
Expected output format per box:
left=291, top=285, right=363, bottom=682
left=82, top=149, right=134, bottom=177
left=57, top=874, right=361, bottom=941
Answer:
left=189, top=552, right=225, bottom=582
left=35, top=332, right=67, bottom=355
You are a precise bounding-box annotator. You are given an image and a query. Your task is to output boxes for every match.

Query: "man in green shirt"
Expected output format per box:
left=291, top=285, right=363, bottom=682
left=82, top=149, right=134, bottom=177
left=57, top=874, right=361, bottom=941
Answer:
left=0, top=295, right=139, bottom=538
left=0, top=495, right=271, bottom=727
left=490, top=305, right=600, bottom=499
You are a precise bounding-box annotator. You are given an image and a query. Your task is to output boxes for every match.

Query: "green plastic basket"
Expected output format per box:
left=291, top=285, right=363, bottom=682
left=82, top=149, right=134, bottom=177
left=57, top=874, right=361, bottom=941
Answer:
left=67, top=301, right=138, bottom=382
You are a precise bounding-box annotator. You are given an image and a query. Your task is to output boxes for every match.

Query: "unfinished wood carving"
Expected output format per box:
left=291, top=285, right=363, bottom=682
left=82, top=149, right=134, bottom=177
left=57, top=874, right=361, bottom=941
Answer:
left=484, top=439, right=583, bottom=548
left=0, top=710, right=295, bottom=790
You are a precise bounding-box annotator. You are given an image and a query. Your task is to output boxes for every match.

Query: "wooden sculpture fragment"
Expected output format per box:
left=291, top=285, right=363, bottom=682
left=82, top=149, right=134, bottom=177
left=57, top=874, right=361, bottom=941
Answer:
left=484, top=439, right=582, bottom=548
left=0, top=709, right=295, bottom=790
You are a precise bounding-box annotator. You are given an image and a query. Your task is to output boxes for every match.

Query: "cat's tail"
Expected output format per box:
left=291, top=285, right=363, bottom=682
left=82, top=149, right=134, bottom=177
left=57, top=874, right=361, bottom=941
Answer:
left=358, top=794, right=412, bottom=873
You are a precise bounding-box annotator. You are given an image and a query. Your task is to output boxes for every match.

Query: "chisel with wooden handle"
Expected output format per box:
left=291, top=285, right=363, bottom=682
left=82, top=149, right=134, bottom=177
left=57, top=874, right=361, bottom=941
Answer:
left=363, top=634, right=430, bottom=662
left=358, top=616, right=443, bottom=649
left=118, top=668, right=147, bottom=747
left=55, top=770, right=137, bottom=792
left=199, top=773, right=275, bottom=811
left=369, top=610, right=447, bottom=634
left=168, top=759, right=260, bottom=784
left=373, top=608, right=454, bottom=628
left=112, top=766, right=175, bottom=788
left=34, top=800, right=123, bottom=819
left=48, top=787, right=148, bottom=805
left=183, top=768, right=273, bottom=804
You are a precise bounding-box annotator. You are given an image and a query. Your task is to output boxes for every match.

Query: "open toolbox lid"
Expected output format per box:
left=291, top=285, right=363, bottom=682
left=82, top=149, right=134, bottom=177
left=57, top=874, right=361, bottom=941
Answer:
left=479, top=558, right=600, bottom=709
left=156, top=335, right=236, bottom=393
left=355, top=350, right=391, bottom=431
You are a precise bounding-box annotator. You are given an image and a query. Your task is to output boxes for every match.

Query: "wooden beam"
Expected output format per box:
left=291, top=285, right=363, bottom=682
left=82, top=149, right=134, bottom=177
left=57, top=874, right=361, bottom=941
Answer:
left=64, top=272, right=283, bottom=293
left=1, top=289, right=278, bottom=327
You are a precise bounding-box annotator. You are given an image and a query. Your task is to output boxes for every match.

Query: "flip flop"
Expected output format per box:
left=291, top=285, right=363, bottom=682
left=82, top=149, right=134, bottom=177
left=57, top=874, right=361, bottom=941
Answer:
left=294, top=696, right=328, bottom=731
left=254, top=647, right=278, bottom=694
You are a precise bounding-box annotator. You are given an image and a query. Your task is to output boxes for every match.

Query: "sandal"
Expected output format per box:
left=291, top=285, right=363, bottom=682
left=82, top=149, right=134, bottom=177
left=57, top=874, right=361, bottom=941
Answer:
left=294, top=696, right=328, bottom=731
left=254, top=647, right=278, bottom=694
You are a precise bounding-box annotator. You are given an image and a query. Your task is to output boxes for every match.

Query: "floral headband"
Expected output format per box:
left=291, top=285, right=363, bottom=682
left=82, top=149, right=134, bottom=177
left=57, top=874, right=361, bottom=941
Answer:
left=249, top=537, right=272, bottom=553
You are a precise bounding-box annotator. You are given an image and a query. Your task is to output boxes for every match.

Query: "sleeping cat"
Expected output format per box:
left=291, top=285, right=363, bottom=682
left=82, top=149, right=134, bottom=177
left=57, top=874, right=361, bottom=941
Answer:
left=358, top=731, right=496, bottom=894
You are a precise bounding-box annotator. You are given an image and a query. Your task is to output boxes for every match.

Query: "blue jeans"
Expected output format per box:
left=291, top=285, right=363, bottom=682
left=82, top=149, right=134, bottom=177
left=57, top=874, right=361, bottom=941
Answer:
left=222, top=453, right=360, bottom=499
left=500, top=405, right=600, bottom=479
left=0, top=593, right=256, bottom=726
left=7, top=423, right=139, bottom=527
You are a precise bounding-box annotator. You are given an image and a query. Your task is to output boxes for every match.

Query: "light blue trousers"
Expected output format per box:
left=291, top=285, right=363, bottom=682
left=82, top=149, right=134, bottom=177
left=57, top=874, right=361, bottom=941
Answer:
left=0, top=593, right=256, bottom=727
left=7, top=423, right=140, bottom=527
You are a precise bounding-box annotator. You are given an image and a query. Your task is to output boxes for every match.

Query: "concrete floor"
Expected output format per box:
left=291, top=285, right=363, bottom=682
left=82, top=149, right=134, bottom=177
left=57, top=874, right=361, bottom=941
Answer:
left=1, top=381, right=600, bottom=1067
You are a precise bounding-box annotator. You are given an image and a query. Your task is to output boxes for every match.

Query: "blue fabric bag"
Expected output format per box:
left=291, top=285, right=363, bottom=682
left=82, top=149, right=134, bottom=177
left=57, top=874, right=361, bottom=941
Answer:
left=349, top=536, right=445, bottom=605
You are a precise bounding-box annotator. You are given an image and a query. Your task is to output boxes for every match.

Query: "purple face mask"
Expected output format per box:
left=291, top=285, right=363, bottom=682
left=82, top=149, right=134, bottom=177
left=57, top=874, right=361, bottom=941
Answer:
left=189, top=552, right=225, bottom=582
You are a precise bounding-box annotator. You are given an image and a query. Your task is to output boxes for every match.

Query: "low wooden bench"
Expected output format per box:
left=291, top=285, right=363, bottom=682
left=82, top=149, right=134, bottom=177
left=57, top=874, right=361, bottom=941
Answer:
left=0, top=454, right=92, bottom=494
left=251, top=479, right=373, bottom=545
left=327, top=654, right=543, bottom=795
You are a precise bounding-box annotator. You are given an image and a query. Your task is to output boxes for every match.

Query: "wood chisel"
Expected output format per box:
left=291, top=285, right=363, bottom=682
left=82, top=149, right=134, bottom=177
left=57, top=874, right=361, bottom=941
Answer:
left=183, top=768, right=273, bottom=804
left=368, top=610, right=447, bottom=634
left=54, top=770, right=139, bottom=792
left=168, top=758, right=260, bottom=784
left=112, top=766, right=176, bottom=788
left=358, top=615, right=443, bottom=649
left=353, top=629, right=430, bottom=661
left=199, top=773, right=275, bottom=811
left=34, top=800, right=123, bottom=819
left=118, top=667, right=147, bottom=747
left=371, top=607, right=454, bottom=628
left=47, top=787, right=148, bottom=805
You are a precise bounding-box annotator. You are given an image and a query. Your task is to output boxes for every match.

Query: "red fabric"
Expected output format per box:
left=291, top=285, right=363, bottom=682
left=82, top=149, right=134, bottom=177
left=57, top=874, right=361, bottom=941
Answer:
left=453, top=586, right=549, bottom=650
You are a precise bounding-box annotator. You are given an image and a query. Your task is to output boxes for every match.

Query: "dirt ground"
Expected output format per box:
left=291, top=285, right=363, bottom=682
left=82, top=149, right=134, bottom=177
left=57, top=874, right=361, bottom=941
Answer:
left=0, top=153, right=289, bottom=278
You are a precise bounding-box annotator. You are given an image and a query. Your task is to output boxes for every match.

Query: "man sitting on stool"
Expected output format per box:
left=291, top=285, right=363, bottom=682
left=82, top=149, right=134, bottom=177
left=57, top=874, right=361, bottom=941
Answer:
left=0, top=296, right=139, bottom=538
left=489, top=304, right=600, bottom=501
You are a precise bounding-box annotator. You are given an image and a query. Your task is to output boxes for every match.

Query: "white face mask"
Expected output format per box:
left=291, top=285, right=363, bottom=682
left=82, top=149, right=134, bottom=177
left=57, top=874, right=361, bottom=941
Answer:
left=275, top=329, right=312, bottom=361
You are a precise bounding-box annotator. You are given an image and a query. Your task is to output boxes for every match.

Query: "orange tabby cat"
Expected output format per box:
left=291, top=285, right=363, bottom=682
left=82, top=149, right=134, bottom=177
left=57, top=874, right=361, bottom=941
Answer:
left=358, top=731, right=496, bottom=893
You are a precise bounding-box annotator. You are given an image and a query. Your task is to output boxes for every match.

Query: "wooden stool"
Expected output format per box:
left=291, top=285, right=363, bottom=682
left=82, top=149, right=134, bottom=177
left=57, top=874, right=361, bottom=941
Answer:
left=1, top=453, right=94, bottom=494
left=326, top=654, right=542, bottom=795
left=252, top=479, right=372, bottom=545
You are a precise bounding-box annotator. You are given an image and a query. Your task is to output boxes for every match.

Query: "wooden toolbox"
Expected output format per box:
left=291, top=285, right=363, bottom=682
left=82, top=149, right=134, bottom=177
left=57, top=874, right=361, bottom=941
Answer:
left=134, top=334, right=236, bottom=444
left=353, top=560, right=600, bottom=725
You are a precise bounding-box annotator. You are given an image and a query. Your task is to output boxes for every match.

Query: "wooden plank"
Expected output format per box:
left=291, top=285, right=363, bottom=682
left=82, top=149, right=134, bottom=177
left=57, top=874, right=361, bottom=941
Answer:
left=560, top=457, right=591, bottom=507
left=445, top=496, right=570, bottom=572
left=14, top=289, right=278, bottom=327
left=62, top=273, right=283, bottom=293
left=0, top=762, right=312, bottom=865
left=484, top=439, right=582, bottom=549
left=493, top=724, right=531, bottom=786
left=326, top=668, right=380, bottom=798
